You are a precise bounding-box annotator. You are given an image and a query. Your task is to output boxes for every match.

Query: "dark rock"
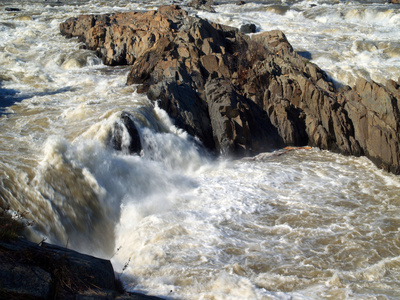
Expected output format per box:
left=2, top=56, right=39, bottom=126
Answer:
left=5, top=7, right=21, bottom=12
left=205, top=78, right=283, bottom=155
left=148, top=80, right=215, bottom=150
left=111, top=111, right=142, bottom=155
left=239, top=23, right=256, bottom=34
left=0, top=262, right=51, bottom=299
left=0, top=238, right=115, bottom=299
left=297, top=51, right=312, bottom=60
left=236, top=1, right=246, bottom=5
left=0, top=238, right=165, bottom=300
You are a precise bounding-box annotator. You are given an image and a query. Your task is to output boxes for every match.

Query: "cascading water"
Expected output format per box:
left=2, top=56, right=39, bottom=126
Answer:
left=1, top=0, right=400, bottom=299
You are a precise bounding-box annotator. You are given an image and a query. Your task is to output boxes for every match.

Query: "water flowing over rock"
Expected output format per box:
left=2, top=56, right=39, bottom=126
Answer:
left=60, top=5, right=400, bottom=174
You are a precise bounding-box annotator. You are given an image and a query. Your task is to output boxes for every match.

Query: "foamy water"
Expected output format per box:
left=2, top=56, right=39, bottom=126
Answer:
left=1, top=0, right=400, bottom=299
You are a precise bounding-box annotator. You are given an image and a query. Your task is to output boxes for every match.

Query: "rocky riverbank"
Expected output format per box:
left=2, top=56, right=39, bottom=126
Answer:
left=60, top=4, right=400, bottom=173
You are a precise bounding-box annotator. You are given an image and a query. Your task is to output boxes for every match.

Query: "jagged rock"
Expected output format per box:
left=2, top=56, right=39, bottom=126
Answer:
left=205, top=78, right=283, bottom=155
left=60, top=5, right=400, bottom=173
left=111, top=111, right=142, bottom=155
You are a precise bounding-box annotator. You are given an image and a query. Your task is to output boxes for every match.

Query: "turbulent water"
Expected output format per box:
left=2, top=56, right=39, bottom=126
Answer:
left=1, top=0, right=400, bottom=299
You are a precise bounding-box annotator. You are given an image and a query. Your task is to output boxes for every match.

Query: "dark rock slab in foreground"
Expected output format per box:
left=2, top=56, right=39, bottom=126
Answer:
left=0, top=238, right=163, bottom=300
left=61, top=5, right=400, bottom=174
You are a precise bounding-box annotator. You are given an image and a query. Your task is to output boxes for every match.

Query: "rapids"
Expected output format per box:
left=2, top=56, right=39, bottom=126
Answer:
left=1, top=0, right=400, bottom=299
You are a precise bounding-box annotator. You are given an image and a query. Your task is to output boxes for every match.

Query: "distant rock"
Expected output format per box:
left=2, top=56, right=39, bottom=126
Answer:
left=60, top=5, right=400, bottom=174
left=188, top=0, right=216, bottom=12
left=390, top=0, right=400, bottom=4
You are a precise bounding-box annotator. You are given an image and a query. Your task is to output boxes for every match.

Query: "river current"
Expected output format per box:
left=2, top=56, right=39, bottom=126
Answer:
left=1, top=0, right=400, bottom=299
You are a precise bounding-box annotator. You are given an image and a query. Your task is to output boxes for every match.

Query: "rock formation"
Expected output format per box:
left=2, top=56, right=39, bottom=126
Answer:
left=60, top=5, right=400, bottom=174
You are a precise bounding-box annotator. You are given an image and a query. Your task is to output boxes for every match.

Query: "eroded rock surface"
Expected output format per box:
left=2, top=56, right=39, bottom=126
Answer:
left=61, top=5, right=400, bottom=174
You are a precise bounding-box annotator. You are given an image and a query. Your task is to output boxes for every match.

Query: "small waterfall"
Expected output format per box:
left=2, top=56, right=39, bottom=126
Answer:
left=23, top=103, right=211, bottom=257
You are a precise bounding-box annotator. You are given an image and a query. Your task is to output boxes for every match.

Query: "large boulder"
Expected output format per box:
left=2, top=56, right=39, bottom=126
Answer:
left=60, top=5, right=400, bottom=173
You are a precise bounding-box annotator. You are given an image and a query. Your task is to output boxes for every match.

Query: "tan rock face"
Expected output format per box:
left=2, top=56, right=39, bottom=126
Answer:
left=61, top=5, right=400, bottom=173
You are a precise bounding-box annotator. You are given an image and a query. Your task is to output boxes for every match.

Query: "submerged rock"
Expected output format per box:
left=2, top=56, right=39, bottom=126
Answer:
left=61, top=5, right=400, bottom=173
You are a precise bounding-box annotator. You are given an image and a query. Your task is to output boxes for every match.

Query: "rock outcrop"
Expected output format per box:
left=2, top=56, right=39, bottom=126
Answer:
left=60, top=5, right=400, bottom=174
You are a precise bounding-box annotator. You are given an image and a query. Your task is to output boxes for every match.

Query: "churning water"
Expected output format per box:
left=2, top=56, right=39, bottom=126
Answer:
left=1, top=0, right=400, bottom=299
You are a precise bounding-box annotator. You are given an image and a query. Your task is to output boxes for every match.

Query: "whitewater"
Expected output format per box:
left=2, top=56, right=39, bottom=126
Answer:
left=1, top=0, right=400, bottom=299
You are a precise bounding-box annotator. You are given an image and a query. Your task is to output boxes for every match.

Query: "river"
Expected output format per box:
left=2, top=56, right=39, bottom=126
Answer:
left=1, top=0, right=400, bottom=299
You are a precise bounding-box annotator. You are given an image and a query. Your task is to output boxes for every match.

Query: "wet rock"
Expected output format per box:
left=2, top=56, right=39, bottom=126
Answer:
left=148, top=80, right=215, bottom=150
left=60, top=5, right=400, bottom=174
left=239, top=23, right=256, bottom=34
left=111, top=111, right=142, bottom=155
left=390, top=0, right=400, bottom=4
